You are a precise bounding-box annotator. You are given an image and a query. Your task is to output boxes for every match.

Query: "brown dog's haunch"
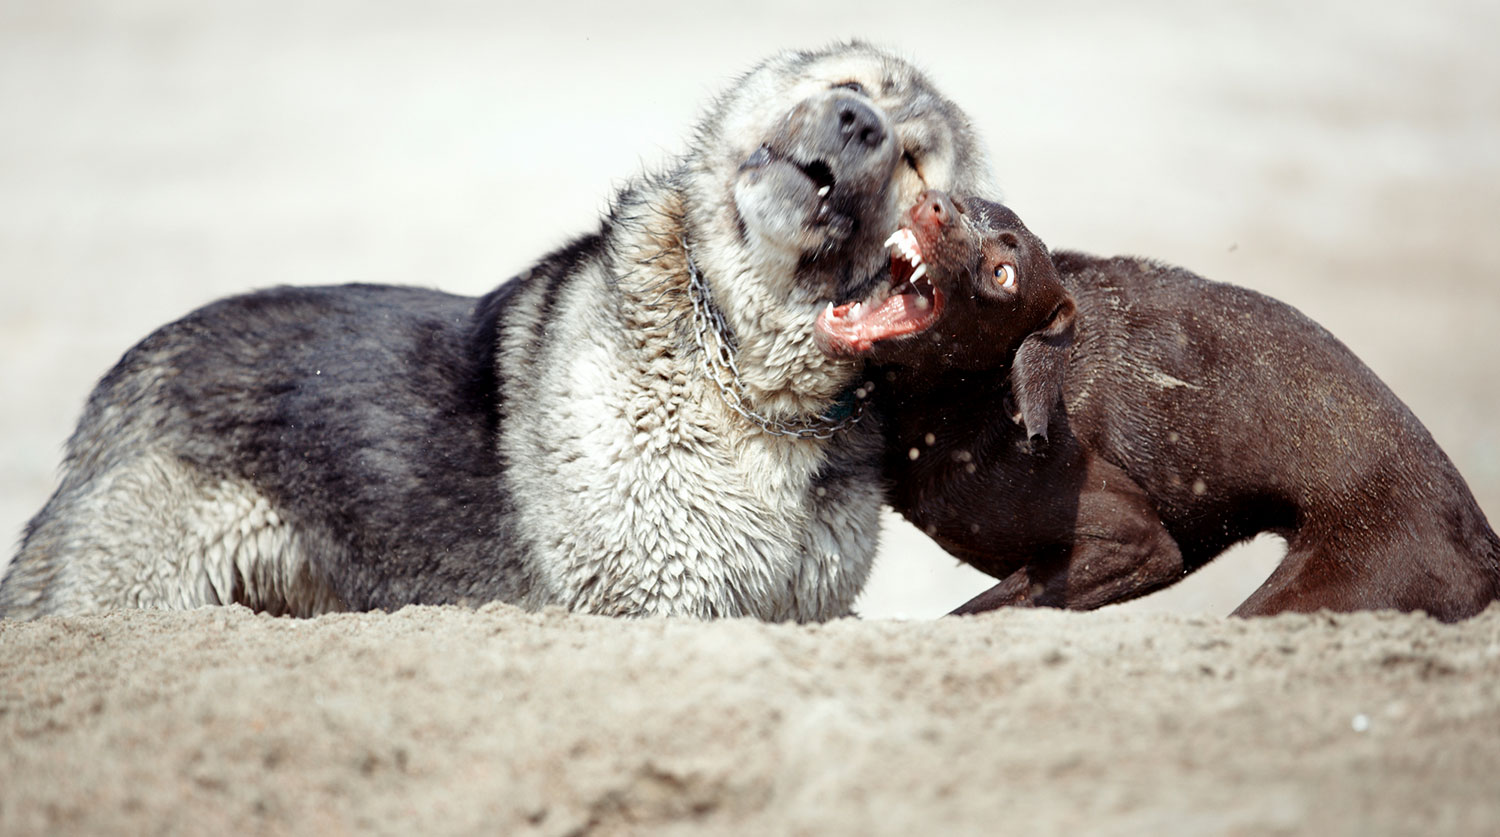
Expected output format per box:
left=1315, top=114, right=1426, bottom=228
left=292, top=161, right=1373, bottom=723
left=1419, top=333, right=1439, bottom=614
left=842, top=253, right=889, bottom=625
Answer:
left=817, top=191, right=1500, bottom=621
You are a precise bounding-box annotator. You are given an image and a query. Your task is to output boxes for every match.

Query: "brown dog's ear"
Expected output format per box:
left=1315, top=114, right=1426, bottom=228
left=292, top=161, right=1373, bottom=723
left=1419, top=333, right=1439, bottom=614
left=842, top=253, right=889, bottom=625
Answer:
left=1008, top=294, right=1076, bottom=450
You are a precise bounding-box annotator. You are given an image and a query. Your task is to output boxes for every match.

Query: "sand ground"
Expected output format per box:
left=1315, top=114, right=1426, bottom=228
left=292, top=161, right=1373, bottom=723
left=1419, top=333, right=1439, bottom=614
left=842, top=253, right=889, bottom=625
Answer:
left=4, top=604, right=1500, bottom=835
left=2, top=1, right=1498, bottom=833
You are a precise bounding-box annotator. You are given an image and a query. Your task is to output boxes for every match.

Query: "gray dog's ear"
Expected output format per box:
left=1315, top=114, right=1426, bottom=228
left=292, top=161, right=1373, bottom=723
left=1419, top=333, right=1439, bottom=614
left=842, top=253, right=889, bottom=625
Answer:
left=1009, top=295, right=1076, bottom=450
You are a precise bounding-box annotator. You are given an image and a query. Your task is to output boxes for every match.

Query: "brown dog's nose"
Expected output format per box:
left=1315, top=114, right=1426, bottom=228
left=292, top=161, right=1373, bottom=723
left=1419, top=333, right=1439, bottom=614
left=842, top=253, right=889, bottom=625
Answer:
left=909, top=190, right=957, bottom=231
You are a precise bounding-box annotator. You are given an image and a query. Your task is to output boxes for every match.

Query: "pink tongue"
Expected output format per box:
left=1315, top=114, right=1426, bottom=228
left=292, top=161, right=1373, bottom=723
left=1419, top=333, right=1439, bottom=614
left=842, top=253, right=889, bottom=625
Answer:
left=815, top=293, right=934, bottom=351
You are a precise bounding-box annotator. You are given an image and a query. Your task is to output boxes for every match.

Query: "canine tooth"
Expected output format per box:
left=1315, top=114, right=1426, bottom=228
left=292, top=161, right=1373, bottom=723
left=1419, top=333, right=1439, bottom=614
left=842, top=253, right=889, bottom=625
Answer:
left=825, top=301, right=836, bottom=319
left=910, top=263, right=927, bottom=283
left=817, top=185, right=831, bottom=197
left=889, top=229, right=916, bottom=254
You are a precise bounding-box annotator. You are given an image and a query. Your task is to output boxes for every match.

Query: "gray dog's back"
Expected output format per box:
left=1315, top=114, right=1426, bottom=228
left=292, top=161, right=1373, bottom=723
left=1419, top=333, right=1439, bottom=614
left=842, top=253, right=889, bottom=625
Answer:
left=2, top=281, right=541, bottom=616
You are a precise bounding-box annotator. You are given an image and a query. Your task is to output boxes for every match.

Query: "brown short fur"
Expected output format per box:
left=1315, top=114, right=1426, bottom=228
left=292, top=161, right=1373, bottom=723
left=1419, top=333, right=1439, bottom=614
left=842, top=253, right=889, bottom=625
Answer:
left=855, top=192, right=1500, bottom=621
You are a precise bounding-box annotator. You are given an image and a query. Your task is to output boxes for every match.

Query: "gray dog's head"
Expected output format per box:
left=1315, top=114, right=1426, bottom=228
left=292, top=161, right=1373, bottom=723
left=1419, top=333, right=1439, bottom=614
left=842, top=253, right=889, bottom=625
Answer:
left=683, top=43, right=994, bottom=331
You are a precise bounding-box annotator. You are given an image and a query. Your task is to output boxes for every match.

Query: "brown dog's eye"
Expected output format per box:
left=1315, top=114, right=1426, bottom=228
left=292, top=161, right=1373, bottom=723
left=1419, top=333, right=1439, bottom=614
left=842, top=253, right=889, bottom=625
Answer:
left=994, top=263, right=1017, bottom=291
left=837, top=80, right=868, bottom=95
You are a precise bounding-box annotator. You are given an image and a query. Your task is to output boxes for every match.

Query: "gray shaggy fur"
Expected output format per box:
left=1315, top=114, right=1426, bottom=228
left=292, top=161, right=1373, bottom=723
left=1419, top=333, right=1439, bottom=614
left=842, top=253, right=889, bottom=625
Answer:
left=1, top=43, right=993, bottom=620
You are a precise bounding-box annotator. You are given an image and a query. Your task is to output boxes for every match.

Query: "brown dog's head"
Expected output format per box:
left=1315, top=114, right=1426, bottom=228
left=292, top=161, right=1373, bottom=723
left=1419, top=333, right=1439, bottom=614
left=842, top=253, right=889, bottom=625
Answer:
left=814, top=191, right=1075, bottom=445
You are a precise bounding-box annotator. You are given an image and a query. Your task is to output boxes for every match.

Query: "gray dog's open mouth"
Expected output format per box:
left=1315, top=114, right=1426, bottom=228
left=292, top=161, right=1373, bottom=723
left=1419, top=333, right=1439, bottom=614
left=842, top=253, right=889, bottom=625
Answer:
left=796, top=158, right=838, bottom=222
left=814, top=226, right=944, bottom=356
left=743, top=143, right=854, bottom=236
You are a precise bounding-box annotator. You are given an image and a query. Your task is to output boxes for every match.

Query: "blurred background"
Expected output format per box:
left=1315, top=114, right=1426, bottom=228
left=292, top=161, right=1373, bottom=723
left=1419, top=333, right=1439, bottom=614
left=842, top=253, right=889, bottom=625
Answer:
left=2, top=0, right=1496, bottom=618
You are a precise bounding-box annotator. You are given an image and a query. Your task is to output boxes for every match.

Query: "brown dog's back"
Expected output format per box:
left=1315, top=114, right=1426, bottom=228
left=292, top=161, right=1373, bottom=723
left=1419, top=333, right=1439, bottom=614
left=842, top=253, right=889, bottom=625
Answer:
left=1048, top=251, right=1499, bottom=618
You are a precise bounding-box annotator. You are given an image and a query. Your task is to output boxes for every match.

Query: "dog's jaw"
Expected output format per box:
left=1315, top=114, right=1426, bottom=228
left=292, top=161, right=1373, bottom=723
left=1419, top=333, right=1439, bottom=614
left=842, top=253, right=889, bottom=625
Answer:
left=814, top=227, right=946, bottom=358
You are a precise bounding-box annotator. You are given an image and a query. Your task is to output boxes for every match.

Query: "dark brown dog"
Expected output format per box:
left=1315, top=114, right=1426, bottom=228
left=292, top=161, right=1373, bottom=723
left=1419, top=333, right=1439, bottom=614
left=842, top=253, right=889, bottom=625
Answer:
left=816, top=191, right=1500, bottom=621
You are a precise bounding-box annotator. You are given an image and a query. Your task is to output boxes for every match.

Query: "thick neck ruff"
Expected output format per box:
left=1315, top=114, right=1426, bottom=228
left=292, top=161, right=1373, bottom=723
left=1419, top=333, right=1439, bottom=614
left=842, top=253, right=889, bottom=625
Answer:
left=683, top=243, right=866, bottom=440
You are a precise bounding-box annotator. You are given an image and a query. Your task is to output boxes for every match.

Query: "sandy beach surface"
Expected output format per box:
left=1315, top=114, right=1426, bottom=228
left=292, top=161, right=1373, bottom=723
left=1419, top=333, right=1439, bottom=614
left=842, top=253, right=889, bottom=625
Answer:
left=5, top=604, right=1500, bottom=835
left=3, top=1, right=1498, bottom=833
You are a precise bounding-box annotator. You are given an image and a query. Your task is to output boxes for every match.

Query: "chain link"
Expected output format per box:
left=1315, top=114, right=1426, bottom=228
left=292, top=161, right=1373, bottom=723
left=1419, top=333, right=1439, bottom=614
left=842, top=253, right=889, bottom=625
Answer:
left=684, top=245, right=865, bottom=440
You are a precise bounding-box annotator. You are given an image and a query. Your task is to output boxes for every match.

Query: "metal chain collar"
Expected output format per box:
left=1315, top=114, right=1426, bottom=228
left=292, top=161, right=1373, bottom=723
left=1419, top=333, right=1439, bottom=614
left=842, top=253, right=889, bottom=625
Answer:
left=684, top=245, right=865, bottom=440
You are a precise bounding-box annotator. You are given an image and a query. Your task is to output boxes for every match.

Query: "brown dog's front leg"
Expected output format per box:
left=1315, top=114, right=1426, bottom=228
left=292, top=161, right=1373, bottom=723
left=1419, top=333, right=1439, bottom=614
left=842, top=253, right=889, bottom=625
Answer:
left=948, top=454, right=1186, bottom=616
left=950, top=568, right=1034, bottom=615
left=1024, top=526, right=1184, bottom=611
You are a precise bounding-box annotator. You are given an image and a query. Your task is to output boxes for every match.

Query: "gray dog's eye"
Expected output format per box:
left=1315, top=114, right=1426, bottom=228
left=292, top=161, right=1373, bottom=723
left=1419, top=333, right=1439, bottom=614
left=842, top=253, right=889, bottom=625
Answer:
left=836, top=80, right=867, bottom=96
left=994, top=263, right=1017, bottom=290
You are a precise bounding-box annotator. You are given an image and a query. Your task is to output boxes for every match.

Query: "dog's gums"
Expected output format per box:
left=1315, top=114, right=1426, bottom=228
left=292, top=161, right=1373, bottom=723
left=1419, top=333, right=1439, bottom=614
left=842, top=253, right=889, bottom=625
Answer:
left=815, top=226, right=944, bottom=355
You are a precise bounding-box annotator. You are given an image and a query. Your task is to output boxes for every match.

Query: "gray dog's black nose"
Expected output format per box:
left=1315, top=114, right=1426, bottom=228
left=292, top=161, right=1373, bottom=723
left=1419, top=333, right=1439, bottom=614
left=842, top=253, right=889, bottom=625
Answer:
left=836, top=97, right=886, bottom=151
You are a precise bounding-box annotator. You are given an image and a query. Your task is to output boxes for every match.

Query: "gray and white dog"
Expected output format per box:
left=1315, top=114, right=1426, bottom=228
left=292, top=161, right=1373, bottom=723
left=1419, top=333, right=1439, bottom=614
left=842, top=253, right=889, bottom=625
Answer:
left=1, top=43, right=992, bottom=620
